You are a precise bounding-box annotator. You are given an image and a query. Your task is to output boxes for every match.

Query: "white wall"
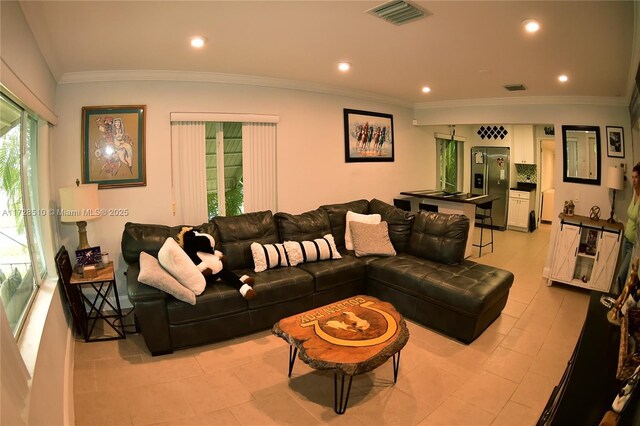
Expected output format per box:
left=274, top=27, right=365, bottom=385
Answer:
left=0, top=1, right=57, bottom=122
left=415, top=101, right=633, bottom=275
left=53, top=79, right=430, bottom=304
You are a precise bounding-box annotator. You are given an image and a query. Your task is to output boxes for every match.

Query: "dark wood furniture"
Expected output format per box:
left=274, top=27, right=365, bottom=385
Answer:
left=538, top=291, right=640, bottom=425
left=56, top=246, right=125, bottom=342
left=272, top=295, right=409, bottom=414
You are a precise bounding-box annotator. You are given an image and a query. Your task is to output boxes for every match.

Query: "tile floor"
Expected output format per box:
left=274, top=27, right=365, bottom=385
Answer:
left=73, top=224, right=591, bottom=425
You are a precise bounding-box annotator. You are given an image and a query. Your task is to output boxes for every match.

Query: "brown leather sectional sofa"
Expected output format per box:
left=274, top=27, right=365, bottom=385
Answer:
left=122, top=198, right=514, bottom=355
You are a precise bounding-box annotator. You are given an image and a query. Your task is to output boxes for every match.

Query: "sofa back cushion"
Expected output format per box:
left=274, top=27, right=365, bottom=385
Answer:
left=213, top=210, right=279, bottom=270
left=121, top=222, right=219, bottom=265
left=369, top=198, right=414, bottom=253
left=274, top=209, right=333, bottom=243
left=407, top=211, right=469, bottom=265
left=319, top=199, right=369, bottom=250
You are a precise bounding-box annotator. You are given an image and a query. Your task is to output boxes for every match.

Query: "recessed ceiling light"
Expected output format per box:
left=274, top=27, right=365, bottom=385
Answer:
left=422, top=86, right=431, bottom=93
left=190, top=36, right=207, bottom=48
left=558, top=74, right=569, bottom=82
left=338, top=62, right=351, bottom=72
left=522, top=19, right=540, bottom=33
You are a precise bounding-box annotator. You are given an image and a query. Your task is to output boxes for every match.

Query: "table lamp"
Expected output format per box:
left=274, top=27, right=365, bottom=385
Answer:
left=59, top=180, right=100, bottom=249
left=606, top=166, right=625, bottom=223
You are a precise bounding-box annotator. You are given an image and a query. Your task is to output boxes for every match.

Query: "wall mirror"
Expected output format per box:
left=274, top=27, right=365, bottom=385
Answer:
left=562, top=125, right=601, bottom=185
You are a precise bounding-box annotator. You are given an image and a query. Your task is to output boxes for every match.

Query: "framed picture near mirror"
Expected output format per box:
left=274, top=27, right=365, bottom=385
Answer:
left=606, top=126, right=625, bottom=158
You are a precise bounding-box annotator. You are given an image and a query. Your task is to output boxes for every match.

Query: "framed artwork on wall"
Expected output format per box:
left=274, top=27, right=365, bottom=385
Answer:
left=81, top=105, right=147, bottom=188
left=606, top=126, right=625, bottom=158
left=344, top=108, right=394, bottom=162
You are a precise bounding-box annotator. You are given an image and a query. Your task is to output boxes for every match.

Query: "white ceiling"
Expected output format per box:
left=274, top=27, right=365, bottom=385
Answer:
left=20, top=0, right=638, bottom=105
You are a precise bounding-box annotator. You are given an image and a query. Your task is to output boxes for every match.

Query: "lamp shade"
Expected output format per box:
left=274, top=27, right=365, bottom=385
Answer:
left=59, top=184, right=100, bottom=222
left=606, top=166, right=625, bottom=191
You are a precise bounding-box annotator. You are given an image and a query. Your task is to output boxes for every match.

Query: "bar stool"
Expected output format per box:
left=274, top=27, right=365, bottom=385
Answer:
left=473, top=200, right=494, bottom=256
left=418, top=203, right=438, bottom=212
left=393, top=198, right=412, bottom=212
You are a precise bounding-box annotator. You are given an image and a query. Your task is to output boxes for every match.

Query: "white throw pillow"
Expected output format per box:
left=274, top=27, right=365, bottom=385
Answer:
left=157, top=237, right=206, bottom=295
left=250, top=242, right=292, bottom=273
left=284, top=234, right=342, bottom=266
left=345, top=211, right=381, bottom=250
left=138, top=252, right=196, bottom=305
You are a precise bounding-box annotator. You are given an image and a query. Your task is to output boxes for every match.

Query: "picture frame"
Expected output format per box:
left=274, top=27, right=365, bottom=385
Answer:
left=344, top=109, right=394, bottom=162
left=82, top=105, right=147, bottom=188
left=75, top=246, right=102, bottom=266
left=606, top=126, right=625, bottom=158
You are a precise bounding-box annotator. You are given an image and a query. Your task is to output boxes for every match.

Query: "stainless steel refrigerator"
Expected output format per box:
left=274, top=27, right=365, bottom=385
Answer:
left=470, top=147, right=510, bottom=230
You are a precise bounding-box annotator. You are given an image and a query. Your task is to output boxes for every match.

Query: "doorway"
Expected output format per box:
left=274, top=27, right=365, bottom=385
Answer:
left=539, top=138, right=556, bottom=223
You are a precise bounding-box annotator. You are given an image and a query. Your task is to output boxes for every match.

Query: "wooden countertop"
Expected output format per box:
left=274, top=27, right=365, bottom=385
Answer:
left=558, top=213, right=624, bottom=232
left=400, top=190, right=500, bottom=205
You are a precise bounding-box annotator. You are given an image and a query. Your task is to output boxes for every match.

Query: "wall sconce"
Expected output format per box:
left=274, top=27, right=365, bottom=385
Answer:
left=59, top=179, right=100, bottom=249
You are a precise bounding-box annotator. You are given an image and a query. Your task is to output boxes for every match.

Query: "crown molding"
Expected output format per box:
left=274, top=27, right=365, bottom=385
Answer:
left=58, top=70, right=413, bottom=108
left=414, top=95, right=628, bottom=109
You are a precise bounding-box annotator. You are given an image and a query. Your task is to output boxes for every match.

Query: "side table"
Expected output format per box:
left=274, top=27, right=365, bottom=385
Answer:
left=70, top=262, right=126, bottom=342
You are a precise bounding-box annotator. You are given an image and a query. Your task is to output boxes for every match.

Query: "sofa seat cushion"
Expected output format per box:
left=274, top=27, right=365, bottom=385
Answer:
left=167, top=284, right=248, bottom=325
left=296, top=255, right=366, bottom=292
left=275, top=209, right=333, bottom=242
left=213, top=211, right=280, bottom=271
left=319, top=199, right=370, bottom=251
left=122, top=222, right=219, bottom=265
left=369, top=199, right=414, bottom=253
left=407, top=211, right=469, bottom=265
left=368, top=254, right=513, bottom=316
left=231, top=267, right=315, bottom=309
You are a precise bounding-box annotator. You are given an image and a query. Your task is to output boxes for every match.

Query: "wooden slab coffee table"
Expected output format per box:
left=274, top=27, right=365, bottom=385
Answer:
left=272, top=295, right=409, bottom=414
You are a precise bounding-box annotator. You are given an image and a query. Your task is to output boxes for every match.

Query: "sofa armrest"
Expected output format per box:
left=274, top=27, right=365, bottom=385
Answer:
left=126, top=263, right=167, bottom=303
left=125, top=263, right=173, bottom=355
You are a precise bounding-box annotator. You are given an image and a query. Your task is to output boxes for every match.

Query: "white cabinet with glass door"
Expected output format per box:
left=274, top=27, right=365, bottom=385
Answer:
left=549, top=214, right=623, bottom=292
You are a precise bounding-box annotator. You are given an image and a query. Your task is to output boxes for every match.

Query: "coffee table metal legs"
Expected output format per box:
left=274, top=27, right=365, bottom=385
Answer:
left=393, top=351, right=401, bottom=383
left=288, top=346, right=298, bottom=378
left=286, top=345, right=403, bottom=414
left=334, top=373, right=353, bottom=415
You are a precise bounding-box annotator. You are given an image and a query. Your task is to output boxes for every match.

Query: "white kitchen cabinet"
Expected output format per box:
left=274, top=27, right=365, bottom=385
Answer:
left=508, top=190, right=535, bottom=231
left=548, top=214, right=623, bottom=292
left=513, top=125, right=535, bottom=164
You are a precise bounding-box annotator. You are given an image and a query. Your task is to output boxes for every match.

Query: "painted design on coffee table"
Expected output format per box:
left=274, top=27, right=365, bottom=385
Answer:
left=299, top=299, right=397, bottom=347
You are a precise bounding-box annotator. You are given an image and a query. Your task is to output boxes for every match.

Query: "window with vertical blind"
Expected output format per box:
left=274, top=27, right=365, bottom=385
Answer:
left=206, top=122, right=244, bottom=218
left=436, top=137, right=464, bottom=193
left=0, top=93, right=47, bottom=336
left=170, top=113, right=278, bottom=224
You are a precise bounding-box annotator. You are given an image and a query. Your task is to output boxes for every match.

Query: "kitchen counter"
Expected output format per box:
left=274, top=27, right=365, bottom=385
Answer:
left=398, top=190, right=500, bottom=258
left=399, top=190, right=500, bottom=205
left=510, top=183, right=537, bottom=192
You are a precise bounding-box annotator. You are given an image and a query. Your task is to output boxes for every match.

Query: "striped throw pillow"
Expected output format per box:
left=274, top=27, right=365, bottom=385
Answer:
left=250, top=242, right=292, bottom=273
left=283, top=234, right=342, bottom=266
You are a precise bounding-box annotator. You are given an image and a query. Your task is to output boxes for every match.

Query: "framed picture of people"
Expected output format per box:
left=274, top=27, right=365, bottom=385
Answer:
left=606, top=126, right=625, bottom=158
left=81, top=105, right=147, bottom=188
left=344, top=109, right=394, bottom=162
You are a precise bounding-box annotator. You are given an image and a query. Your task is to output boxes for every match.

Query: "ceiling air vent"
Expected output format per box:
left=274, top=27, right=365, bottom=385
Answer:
left=367, top=0, right=429, bottom=25
left=504, top=84, right=527, bottom=92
